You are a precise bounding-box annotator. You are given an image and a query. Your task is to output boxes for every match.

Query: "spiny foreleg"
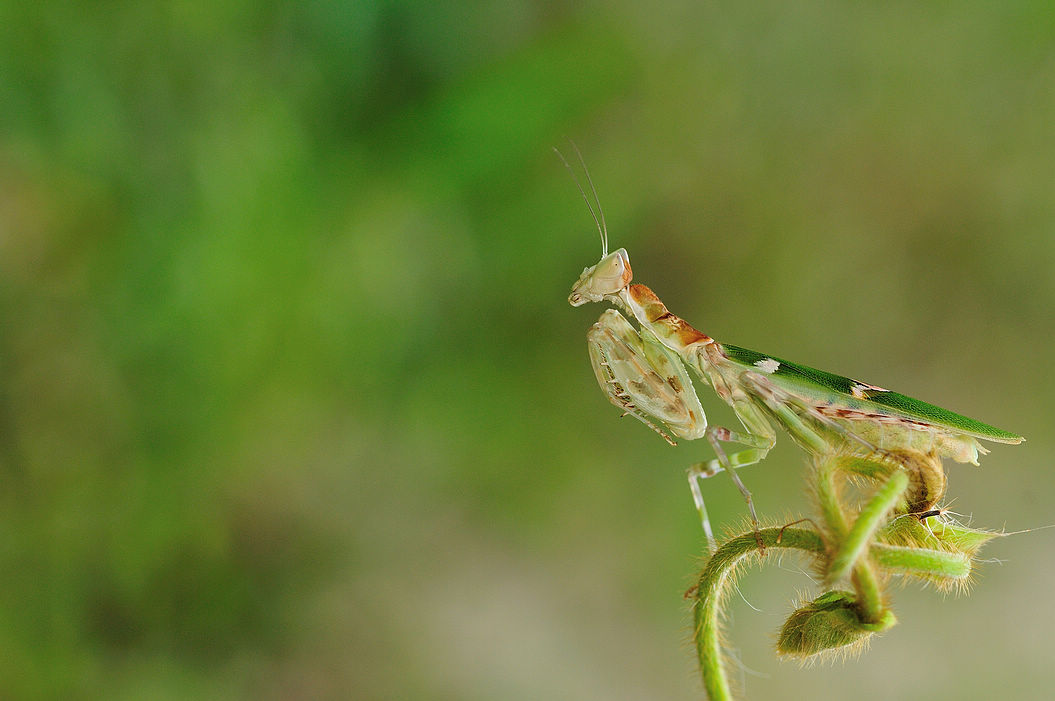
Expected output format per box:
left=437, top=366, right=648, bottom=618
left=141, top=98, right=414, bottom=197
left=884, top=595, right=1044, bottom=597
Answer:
left=586, top=309, right=707, bottom=445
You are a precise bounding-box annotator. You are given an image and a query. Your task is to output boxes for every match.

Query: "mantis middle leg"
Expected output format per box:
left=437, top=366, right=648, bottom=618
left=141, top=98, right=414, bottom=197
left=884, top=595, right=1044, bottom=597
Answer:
left=687, top=398, right=777, bottom=552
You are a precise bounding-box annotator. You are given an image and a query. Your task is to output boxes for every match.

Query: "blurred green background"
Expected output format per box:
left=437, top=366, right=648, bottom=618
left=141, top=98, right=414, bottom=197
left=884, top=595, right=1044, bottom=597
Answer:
left=2, top=2, right=1054, bottom=699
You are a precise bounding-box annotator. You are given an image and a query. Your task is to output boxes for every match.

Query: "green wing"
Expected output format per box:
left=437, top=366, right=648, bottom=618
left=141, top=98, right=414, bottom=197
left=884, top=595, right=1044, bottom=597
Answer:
left=721, top=344, right=1023, bottom=443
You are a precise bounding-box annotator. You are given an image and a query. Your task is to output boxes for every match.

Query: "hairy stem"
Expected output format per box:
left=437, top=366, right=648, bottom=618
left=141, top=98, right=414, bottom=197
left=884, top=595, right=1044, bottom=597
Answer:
left=829, top=470, right=910, bottom=584
left=814, top=453, right=848, bottom=537
left=693, top=528, right=825, bottom=701
left=870, top=542, right=972, bottom=579
left=695, top=523, right=981, bottom=698
left=815, top=457, right=910, bottom=624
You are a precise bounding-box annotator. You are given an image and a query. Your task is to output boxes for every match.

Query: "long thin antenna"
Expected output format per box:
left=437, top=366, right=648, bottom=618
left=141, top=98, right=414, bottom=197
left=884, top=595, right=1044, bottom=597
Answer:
left=569, top=141, right=608, bottom=256
left=553, top=145, right=608, bottom=257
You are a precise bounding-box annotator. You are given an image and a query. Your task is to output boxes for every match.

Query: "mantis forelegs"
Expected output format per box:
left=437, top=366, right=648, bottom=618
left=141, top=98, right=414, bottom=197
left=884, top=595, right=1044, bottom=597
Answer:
left=587, top=309, right=706, bottom=444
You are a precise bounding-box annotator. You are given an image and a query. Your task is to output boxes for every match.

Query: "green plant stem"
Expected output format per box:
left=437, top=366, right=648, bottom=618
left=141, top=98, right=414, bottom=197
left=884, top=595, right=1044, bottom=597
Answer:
left=829, top=470, right=910, bottom=584
left=814, top=453, right=848, bottom=537
left=870, top=542, right=971, bottom=579
left=815, top=458, right=910, bottom=624
left=849, top=563, right=884, bottom=623
left=694, top=524, right=979, bottom=699
left=693, top=527, right=825, bottom=701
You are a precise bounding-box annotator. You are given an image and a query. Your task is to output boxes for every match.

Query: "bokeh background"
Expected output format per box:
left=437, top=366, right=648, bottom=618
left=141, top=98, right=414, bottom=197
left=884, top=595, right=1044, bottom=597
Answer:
left=2, top=2, right=1054, bottom=699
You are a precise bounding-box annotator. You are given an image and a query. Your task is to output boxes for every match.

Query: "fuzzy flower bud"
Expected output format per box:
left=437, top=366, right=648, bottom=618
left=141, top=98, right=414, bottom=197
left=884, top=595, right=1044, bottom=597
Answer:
left=777, top=590, right=896, bottom=659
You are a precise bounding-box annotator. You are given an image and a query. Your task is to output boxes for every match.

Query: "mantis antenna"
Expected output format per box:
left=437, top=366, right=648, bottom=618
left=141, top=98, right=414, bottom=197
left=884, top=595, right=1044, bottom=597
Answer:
left=554, top=144, right=608, bottom=256
left=569, top=141, right=608, bottom=256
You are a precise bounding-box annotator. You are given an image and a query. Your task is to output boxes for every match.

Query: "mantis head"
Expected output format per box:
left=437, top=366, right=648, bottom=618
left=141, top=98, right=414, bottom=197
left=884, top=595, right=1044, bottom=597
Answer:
left=555, top=144, right=630, bottom=306
left=569, top=248, right=632, bottom=306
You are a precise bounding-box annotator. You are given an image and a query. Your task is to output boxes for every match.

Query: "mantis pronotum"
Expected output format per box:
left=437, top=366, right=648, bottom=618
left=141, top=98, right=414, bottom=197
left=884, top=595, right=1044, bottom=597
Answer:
left=560, top=147, right=1023, bottom=551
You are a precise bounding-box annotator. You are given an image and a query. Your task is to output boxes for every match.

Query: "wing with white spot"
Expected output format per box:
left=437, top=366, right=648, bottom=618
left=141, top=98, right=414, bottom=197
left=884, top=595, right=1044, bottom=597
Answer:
left=719, top=343, right=1023, bottom=443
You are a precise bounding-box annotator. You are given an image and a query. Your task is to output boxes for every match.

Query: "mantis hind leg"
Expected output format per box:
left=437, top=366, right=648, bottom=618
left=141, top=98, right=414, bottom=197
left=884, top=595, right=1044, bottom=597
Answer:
left=739, top=371, right=878, bottom=456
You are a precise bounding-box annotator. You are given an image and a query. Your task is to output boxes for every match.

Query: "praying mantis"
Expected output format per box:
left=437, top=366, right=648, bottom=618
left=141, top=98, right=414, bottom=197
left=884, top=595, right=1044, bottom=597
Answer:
left=561, top=149, right=1024, bottom=550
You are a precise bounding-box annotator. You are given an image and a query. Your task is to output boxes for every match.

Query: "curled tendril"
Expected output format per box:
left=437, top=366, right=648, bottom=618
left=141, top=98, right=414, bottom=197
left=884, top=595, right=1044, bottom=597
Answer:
left=692, top=451, right=1002, bottom=700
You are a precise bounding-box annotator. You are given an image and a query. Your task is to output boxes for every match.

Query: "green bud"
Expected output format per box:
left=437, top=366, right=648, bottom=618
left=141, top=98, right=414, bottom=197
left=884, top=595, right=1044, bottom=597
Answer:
left=777, top=590, right=896, bottom=659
